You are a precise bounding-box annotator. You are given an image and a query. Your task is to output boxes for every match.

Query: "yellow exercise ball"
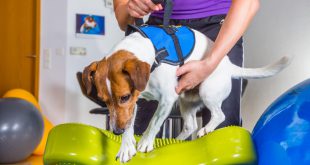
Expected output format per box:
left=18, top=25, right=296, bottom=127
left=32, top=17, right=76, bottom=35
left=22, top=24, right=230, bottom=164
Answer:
left=3, top=89, right=53, bottom=155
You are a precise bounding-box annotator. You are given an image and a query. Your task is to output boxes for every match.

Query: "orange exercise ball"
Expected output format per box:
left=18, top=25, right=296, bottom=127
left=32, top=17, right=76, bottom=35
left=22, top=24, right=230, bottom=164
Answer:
left=3, top=88, right=39, bottom=106
left=3, top=89, right=53, bottom=155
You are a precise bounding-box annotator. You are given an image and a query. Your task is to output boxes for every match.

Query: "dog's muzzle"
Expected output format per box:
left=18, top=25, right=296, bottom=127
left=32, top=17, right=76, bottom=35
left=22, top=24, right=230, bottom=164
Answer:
left=113, top=127, right=125, bottom=135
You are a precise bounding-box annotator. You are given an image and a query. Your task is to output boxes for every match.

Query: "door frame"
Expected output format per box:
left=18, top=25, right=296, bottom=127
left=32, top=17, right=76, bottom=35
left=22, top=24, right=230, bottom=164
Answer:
left=34, top=0, right=40, bottom=99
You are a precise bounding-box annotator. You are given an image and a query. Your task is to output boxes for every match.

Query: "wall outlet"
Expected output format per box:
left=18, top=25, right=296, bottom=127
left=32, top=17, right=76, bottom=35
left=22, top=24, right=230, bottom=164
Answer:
left=70, top=47, right=87, bottom=56
left=43, top=49, right=52, bottom=69
left=104, top=0, right=113, bottom=9
left=55, top=48, right=65, bottom=56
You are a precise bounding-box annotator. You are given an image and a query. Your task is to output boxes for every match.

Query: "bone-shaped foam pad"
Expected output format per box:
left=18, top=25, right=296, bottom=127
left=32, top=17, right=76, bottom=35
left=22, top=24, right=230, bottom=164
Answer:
left=43, top=123, right=257, bottom=165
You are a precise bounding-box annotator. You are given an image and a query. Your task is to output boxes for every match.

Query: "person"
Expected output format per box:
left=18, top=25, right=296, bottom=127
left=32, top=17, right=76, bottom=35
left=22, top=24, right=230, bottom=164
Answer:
left=113, top=0, right=260, bottom=135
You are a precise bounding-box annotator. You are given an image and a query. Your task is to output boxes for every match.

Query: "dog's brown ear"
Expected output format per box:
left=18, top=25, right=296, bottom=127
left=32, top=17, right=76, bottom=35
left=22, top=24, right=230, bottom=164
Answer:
left=123, top=58, right=150, bottom=92
left=82, top=61, right=98, bottom=95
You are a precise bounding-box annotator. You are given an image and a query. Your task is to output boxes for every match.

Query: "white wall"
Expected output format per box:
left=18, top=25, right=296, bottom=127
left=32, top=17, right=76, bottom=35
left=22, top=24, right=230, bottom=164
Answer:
left=40, top=0, right=124, bottom=128
left=64, top=0, right=124, bottom=128
left=241, top=0, right=310, bottom=131
left=40, top=0, right=68, bottom=124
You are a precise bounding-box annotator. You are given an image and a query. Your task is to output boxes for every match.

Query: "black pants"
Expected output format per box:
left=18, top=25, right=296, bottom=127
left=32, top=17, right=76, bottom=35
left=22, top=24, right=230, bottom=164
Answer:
left=134, top=15, right=243, bottom=135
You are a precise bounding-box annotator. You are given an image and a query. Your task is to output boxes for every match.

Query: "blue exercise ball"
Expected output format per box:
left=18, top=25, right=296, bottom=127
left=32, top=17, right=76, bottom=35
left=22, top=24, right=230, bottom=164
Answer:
left=252, top=79, right=310, bottom=165
left=0, top=98, right=44, bottom=163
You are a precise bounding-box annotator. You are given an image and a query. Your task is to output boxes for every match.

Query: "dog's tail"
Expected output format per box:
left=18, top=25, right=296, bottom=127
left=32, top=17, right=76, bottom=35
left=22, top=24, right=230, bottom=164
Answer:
left=232, top=56, right=292, bottom=79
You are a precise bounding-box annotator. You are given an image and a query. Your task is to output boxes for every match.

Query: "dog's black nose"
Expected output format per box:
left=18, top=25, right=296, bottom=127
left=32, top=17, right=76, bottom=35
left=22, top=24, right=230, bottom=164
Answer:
left=113, top=128, right=125, bottom=135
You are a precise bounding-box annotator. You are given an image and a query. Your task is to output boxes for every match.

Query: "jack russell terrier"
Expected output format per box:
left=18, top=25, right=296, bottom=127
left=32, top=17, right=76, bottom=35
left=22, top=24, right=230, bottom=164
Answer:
left=80, top=16, right=97, bottom=33
left=82, top=26, right=290, bottom=163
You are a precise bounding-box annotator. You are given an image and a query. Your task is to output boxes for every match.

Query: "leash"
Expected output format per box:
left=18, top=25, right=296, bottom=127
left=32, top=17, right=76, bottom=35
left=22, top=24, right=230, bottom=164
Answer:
left=134, top=0, right=171, bottom=27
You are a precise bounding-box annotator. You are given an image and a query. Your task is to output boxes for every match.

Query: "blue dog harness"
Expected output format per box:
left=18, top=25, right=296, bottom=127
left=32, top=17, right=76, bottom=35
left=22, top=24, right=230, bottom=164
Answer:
left=125, top=0, right=195, bottom=72
left=126, top=25, right=195, bottom=72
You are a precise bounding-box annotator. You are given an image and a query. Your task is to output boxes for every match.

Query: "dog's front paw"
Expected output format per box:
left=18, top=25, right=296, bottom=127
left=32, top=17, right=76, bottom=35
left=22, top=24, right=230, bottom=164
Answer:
left=137, top=136, right=154, bottom=153
left=116, top=136, right=136, bottom=163
left=197, top=127, right=214, bottom=138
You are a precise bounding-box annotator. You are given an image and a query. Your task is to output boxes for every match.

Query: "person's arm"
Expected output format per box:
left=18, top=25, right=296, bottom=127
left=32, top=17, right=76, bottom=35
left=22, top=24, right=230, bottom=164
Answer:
left=175, top=0, right=260, bottom=94
left=114, top=0, right=163, bottom=31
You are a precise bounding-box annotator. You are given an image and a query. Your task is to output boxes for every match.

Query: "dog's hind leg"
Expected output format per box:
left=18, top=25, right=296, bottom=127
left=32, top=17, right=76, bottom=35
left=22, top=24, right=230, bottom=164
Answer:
left=176, top=99, right=200, bottom=140
left=137, top=98, right=176, bottom=153
left=196, top=68, right=232, bottom=138
left=197, top=102, right=225, bottom=138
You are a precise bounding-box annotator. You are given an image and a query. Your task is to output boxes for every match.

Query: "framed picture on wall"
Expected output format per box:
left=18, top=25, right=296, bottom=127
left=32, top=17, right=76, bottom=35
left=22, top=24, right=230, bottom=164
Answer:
left=76, top=14, right=105, bottom=38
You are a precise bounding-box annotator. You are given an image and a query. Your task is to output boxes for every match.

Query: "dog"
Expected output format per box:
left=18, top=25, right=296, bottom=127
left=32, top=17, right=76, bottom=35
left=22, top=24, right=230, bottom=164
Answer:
left=82, top=28, right=290, bottom=163
left=80, top=16, right=97, bottom=33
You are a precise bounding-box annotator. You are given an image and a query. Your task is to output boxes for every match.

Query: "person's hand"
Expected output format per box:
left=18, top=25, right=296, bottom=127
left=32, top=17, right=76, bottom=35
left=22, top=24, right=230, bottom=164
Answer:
left=127, top=0, right=163, bottom=18
left=175, top=59, right=218, bottom=94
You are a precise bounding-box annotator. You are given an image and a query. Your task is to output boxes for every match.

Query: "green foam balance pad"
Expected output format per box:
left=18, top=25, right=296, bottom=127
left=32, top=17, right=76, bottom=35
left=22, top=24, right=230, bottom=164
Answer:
left=43, top=123, right=257, bottom=165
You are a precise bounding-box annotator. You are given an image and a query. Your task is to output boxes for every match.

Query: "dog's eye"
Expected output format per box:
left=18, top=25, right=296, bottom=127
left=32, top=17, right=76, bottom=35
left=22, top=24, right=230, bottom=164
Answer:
left=120, top=94, right=131, bottom=103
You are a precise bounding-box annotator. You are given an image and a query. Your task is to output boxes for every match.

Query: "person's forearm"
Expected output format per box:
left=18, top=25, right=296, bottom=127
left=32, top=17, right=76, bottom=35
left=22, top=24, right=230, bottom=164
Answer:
left=114, top=0, right=134, bottom=31
left=205, top=0, right=260, bottom=66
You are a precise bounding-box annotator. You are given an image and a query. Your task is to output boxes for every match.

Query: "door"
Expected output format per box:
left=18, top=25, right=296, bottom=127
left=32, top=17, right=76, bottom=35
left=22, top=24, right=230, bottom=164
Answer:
left=0, top=0, right=40, bottom=98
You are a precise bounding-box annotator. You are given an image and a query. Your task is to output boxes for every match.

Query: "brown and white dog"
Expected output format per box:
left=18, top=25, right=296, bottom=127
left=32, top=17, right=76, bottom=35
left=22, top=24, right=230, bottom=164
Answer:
left=80, top=16, right=97, bottom=33
left=82, top=29, right=290, bottom=162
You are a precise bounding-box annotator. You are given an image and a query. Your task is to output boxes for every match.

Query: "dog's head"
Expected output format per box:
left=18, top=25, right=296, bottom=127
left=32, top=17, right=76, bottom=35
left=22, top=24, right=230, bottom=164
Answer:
left=85, top=16, right=95, bottom=23
left=82, top=50, right=150, bottom=135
